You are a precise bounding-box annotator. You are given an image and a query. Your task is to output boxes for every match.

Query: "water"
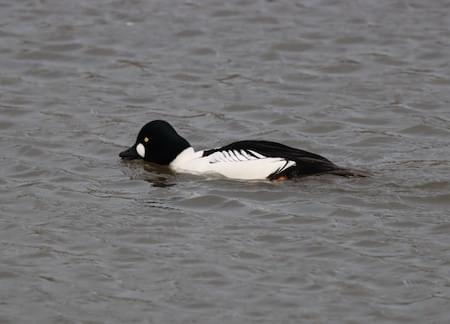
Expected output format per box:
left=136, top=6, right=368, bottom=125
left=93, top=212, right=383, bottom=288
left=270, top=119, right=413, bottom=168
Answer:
left=1, top=0, right=450, bottom=323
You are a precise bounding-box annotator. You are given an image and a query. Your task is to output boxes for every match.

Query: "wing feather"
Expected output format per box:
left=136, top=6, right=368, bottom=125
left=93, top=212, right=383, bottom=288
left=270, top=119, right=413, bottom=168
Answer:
left=208, top=149, right=265, bottom=163
left=240, top=149, right=255, bottom=160
left=248, top=150, right=266, bottom=159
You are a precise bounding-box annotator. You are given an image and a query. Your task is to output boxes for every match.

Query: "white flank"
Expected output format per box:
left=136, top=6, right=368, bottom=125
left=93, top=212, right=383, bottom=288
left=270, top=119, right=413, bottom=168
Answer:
left=136, top=143, right=145, bottom=158
left=170, top=147, right=296, bottom=180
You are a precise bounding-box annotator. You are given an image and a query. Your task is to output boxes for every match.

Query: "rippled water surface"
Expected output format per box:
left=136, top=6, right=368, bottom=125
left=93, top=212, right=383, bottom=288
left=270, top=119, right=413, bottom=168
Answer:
left=1, top=0, right=450, bottom=323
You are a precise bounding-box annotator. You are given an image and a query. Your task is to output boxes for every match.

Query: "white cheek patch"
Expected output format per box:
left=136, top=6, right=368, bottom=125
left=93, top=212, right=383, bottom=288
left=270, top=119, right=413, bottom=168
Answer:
left=136, top=143, right=145, bottom=158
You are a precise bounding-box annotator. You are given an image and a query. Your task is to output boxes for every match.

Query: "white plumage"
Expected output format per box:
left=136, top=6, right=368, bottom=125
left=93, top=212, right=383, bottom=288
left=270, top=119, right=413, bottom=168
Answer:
left=170, top=147, right=296, bottom=180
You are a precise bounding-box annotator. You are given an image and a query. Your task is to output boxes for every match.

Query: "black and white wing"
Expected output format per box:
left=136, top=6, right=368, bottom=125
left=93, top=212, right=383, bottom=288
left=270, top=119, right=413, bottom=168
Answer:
left=203, top=140, right=339, bottom=179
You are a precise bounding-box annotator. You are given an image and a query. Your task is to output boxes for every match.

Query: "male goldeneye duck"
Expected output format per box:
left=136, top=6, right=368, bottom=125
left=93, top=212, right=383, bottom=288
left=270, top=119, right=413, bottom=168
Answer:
left=119, top=120, right=362, bottom=180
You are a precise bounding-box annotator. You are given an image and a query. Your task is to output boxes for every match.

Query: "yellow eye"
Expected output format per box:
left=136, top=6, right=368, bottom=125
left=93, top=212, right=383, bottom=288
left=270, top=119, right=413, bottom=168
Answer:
left=144, top=137, right=149, bottom=143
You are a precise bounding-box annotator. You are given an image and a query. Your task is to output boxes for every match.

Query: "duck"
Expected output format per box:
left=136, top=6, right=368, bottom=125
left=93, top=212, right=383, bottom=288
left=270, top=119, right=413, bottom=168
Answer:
left=119, top=120, right=363, bottom=180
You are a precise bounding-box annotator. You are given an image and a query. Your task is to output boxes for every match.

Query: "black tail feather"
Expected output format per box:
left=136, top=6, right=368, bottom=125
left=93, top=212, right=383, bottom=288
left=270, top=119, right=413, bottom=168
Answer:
left=326, top=168, right=370, bottom=177
left=269, top=158, right=369, bottom=180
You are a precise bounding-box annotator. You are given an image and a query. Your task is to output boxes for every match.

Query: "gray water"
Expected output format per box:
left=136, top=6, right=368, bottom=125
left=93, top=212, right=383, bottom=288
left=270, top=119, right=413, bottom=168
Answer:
left=1, top=0, right=450, bottom=323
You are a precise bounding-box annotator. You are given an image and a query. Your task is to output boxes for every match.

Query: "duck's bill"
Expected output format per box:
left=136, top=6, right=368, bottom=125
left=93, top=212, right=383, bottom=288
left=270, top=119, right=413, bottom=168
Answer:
left=119, top=145, right=140, bottom=160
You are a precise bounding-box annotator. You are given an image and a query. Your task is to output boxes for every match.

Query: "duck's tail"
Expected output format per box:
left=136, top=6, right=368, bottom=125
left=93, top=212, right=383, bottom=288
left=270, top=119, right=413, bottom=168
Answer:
left=327, top=167, right=370, bottom=177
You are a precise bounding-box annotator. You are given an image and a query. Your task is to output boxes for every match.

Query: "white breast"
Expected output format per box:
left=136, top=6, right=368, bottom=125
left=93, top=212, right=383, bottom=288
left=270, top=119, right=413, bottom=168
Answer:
left=170, top=147, right=295, bottom=180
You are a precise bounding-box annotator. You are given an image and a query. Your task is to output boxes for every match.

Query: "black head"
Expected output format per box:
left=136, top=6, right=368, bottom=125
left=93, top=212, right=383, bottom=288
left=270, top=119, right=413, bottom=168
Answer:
left=119, top=120, right=191, bottom=165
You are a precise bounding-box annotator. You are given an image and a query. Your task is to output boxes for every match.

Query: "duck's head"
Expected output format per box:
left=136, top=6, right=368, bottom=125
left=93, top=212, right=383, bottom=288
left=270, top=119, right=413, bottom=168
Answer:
left=119, top=120, right=191, bottom=165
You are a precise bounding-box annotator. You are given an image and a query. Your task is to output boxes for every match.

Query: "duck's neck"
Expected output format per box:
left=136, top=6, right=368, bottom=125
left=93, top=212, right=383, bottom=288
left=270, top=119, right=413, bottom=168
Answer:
left=169, top=147, right=203, bottom=168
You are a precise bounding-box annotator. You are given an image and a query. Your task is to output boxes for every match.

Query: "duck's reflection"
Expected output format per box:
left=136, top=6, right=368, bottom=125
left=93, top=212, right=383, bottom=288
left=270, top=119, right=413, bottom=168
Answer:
left=120, top=160, right=177, bottom=187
